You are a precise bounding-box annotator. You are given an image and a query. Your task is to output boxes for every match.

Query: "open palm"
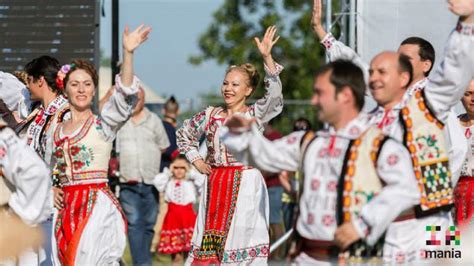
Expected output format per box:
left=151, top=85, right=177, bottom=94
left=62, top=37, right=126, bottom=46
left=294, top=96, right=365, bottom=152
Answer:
left=312, top=0, right=323, bottom=28
left=254, top=25, right=280, bottom=58
left=123, top=24, right=152, bottom=53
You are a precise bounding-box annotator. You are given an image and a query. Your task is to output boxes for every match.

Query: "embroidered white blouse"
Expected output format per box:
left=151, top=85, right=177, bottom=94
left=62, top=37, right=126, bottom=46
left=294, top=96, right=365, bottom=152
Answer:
left=153, top=167, right=205, bottom=205
left=459, top=115, right=474, bottom=177
left=176, top=63, right=284, bottom=166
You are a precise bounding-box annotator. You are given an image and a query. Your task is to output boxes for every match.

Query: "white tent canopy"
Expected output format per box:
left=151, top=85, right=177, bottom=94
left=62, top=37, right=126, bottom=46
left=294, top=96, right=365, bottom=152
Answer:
left=98, top=66, right=165, bottom=104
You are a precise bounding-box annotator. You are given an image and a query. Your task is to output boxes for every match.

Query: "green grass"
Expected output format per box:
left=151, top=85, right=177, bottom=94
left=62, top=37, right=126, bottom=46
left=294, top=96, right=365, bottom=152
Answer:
left=121, top=241, right=173, bottom=266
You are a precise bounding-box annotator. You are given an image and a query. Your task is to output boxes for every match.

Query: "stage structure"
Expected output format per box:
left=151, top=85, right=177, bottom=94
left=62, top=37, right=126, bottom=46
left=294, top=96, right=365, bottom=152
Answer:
left=0, top=0, right=100, bottom=72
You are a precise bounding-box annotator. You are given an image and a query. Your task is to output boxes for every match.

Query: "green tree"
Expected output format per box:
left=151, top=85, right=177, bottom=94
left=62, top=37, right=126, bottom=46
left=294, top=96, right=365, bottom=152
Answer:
left=189, top=0, right=329, bottom=133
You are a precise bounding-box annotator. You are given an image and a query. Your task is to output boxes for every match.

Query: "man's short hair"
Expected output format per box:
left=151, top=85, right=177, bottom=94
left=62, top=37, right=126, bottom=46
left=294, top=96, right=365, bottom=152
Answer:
left=164, top=96, right=179, bottom=114
left=400, top=37, right=435, bottom=76
left=315, top=60, right=366, bottom=111
left=398, top=54, right=414, bottom=88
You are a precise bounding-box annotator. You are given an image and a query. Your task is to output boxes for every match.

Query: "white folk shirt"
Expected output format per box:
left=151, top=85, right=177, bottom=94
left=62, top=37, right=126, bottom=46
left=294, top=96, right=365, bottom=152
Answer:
left=153, top=167, right=205, bottom=205
left=222, top=114, right=419, bottom=245
left=0, top=125, right=51, bottom=225
left=321, top=22, right=474, bottom=185
left=459, top=116, right=474, bottom=177
left=177, top=63, right=284, bottom=166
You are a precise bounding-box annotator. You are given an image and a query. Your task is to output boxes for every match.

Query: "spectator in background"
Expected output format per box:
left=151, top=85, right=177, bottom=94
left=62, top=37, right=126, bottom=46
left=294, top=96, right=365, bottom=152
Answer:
left=160, top=96, right=179, bottom=171
left=116, top=88, right=170, bottom=266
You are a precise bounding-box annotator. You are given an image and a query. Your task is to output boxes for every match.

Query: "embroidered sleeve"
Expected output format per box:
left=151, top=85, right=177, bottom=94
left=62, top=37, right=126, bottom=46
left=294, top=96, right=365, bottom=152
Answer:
left=153, top=168, right=172, bottom=193
left=359, top=139, right=420, bottom=245
left=320, top=33, right=370, bottom=83
left=0, top=127, right=51, bottom=225
left=251, top=62, right=284, bottom=126
left=221, top=123, right=304, bottom=173
left=424, top=21, right=474, bottom=122
left=98, top=74, right=141, bottom=141
left=176, top=108, right=209, bottom=163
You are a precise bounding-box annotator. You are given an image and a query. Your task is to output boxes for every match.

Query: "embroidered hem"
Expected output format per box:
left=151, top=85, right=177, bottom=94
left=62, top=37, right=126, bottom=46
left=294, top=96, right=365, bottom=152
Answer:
left=189, top=243, right=269, bottom=264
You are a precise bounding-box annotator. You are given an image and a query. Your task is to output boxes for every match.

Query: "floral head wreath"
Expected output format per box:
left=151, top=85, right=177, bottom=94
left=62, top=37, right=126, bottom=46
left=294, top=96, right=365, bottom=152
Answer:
left=55, top=63, right=75, bottom=90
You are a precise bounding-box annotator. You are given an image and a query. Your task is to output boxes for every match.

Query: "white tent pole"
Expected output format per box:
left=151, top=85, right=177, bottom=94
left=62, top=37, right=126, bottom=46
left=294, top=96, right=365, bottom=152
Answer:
left=349, top=0, right=356, bottom=49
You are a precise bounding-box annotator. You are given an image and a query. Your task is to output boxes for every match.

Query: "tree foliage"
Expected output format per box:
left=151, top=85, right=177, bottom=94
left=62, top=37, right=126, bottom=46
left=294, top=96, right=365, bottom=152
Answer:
left=189, top=0, right=329, bottom=133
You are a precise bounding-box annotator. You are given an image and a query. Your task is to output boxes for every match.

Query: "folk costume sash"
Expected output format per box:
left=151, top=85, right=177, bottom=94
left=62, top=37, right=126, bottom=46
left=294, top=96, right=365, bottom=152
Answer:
left=399, top=90, right=454, bottom=217
left=337, top=126, right=388, bottom=261
left=191, top=166, right=243, bottom=264
left=55, top=182, right=126, bottom=265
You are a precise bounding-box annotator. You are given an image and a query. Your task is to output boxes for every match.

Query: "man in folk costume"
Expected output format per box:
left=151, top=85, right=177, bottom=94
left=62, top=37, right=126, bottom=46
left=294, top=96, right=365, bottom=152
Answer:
left=14, top=56, right=70, bottom=265
left=0, top=118, right=52, bottom=264
left=312, top=0, right=469, bottom=184
left=313, top=0, right=474, bottom=263
left=221, top=60, right=419, bottom=265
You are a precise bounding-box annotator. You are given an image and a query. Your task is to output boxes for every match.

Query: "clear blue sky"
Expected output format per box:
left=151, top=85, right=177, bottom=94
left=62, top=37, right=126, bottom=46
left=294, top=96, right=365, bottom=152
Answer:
left=100, top=0, right=226, bottom=104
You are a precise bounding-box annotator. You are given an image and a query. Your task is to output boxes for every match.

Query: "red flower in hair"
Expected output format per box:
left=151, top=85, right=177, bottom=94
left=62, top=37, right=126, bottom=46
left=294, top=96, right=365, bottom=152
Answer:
left=55, top=63, right=74, bottom=90
left=171, top=149, right=180, bottom=160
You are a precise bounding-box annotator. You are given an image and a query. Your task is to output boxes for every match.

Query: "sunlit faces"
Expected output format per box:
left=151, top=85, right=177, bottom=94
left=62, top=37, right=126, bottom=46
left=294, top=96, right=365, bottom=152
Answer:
left=311, top=71, right=342, bottom=125
left=462, top=80, right=474, bottom=115
left=398, top=44, right=432, bottom=81
left=26, top=75, right=43, bottom=101
left=221, top=70, right=253, bottom=107
left=65, top=69, right=96, bottom=111
left=369, top=52, right=408, bottom=108
left=170, top=158, right=189, bottom=180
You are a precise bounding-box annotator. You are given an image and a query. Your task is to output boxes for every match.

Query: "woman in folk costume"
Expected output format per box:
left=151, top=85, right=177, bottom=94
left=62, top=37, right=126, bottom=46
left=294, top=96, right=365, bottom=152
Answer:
left=51, top=24, right=150, bottom=265
left=177, top=25, right=283, bottom=265
left=454, top=80, right=474, bottom=226
left=154, top=154, right=205, bottom=264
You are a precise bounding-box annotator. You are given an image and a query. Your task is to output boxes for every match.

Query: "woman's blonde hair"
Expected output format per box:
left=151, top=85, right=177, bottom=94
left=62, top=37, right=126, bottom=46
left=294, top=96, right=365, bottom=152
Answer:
left=13, top=71, right=28, bottom=85
left=225, top=63, right=260, bottom=93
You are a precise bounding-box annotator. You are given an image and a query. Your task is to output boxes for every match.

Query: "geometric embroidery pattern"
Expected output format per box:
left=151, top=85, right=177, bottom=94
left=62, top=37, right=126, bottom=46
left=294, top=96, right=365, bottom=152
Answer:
left=192, top=167, right=242, bottom=262
left=420, top=160, right=452, bottom=202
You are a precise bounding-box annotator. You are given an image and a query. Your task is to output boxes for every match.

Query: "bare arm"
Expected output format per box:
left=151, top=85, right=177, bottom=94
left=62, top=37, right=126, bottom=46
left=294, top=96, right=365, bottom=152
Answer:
left=121, top=24, right=151, bottom=87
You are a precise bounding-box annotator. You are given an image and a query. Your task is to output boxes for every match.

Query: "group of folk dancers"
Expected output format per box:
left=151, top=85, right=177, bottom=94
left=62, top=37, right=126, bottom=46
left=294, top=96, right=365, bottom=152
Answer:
left=0, top=0, right=473, bottom=265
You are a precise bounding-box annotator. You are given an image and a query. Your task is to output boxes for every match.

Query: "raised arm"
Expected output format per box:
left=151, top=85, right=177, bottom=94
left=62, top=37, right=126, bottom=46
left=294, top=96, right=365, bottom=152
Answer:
left=424, top=4, right=474, bottom=122
left=221, top=116, right=304, bottom=173
left=252, top=26, right=284, bottom=125
left=0, top=127, right=51, bottom=225
left=121, top=24, right=151, bottom=87
left=312, top=0, right=369, bottom=80
left=100, top=25, right=151, bottom=140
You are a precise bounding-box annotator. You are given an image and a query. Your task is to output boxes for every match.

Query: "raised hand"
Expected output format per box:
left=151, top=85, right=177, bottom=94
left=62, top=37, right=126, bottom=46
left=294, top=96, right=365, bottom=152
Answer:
left=123, top=24, right=152, bottom=54
left=254, top=25, right=280, bottom=59
left=312, top=0, right=323, bottom=30
left=312, top=0, right=328, bottom=39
